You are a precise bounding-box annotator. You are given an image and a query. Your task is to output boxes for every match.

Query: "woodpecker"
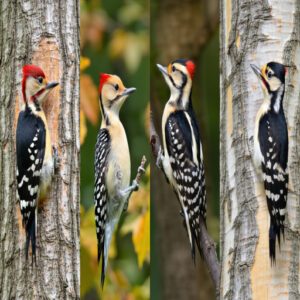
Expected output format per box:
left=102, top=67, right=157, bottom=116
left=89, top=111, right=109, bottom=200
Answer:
left=94, top=73, right=139, bottom=286
left=16, top=65, right=59, bottom=261
left=251, top=62, right=288, bottom=263
left=156, top=59, right=207, bottom=260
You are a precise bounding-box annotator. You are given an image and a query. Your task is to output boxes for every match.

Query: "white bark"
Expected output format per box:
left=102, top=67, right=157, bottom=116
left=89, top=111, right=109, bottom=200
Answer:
left=0, top=1, right=80, bottom=299
left=220, top=0, right=300, bottom=299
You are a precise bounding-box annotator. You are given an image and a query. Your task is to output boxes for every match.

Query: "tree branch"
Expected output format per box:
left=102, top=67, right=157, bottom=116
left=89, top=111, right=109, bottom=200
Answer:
left=150, top=110, right=220, bottom=293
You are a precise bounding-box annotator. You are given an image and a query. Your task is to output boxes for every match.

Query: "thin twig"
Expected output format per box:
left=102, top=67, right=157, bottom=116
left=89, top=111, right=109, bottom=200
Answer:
left=134, top=155, right=147, bottom=184
left=150, top=110, right=220, bottom=294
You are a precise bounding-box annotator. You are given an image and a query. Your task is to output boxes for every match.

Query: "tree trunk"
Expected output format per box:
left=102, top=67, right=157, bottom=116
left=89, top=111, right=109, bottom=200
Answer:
left=151, top=0, right=218, bottom=299
left=0, top=1, right=80, bottom=299
left=220, top=0, right=300, bottom=298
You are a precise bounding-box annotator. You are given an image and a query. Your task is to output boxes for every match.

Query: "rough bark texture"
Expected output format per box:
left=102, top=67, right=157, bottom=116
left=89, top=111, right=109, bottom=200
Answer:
left=151, top=0, right=219, bottom=299
left=0, top=1, right=80, bottom=299
left=220, top=0, right=300, bottom=299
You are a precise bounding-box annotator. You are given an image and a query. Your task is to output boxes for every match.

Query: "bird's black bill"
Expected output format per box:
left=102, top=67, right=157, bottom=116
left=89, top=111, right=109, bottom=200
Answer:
left=46, top=81, right=59, bottom=89
left=250, top=64, right=262, bottom=79
left=122, top=87, right=136, bottom=96
left=156, top=64, right=168, bottom=76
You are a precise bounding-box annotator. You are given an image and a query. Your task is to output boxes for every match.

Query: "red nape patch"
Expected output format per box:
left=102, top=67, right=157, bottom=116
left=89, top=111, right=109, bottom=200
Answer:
left=186, top=60, right=196, bottom=79
left=23, top=65, right=45, bottom=79
left=99, top=73, right=111, bottom=94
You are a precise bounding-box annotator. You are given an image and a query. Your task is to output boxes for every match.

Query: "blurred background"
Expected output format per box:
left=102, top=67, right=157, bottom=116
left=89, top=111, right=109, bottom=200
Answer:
left=80, top=0, right=150, bottom=299
left=150, top=0, right=219, bottom=299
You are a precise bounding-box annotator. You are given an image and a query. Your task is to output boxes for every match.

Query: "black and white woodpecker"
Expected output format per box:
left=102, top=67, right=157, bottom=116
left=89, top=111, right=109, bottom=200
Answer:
left=94, top=73, right=139, bottom=286
left=16, top=65, right=59, bottom=261
left=156, top=59, right=207, bottom=259
left=251, top=62, right=288, bottom=263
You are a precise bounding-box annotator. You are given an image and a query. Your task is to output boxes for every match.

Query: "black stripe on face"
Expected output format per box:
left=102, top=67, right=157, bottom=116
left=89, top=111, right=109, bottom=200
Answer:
left=99, top=95, right=110, bottom=126
left=169, top=69, right=187, bottom=90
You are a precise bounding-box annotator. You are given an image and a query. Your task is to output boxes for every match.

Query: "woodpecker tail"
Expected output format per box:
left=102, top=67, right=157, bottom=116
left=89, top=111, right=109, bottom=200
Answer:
left=100, top=249, right=106, bottom=287
left=269, top=222, right=283, bottom=264
left=100, top=223, right=114, bottom=287
left=98, top=241, right=107, bottom=288
left=25, top=210, right=36, bottom=263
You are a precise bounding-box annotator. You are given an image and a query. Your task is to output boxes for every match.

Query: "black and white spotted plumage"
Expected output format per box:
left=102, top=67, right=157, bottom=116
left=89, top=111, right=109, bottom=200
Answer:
left=258, top=107, right=288, bottom=263
left=16, top=105, right=46, bottom=260
left=94, top=128, right=111, bottom=286
left=164, top=110, right=206, bottom=259
left=252, top=61, right=288, bottom=263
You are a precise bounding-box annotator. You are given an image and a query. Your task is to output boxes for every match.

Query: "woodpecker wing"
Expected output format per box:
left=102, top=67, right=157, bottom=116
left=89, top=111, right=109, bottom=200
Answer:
left=94, top=128, right=111, bottom=286
left=16, top=107, right=46, bottom=258
left=259, top=112, right=288, bottom=262
left=165, top=110, right=206, bottom=258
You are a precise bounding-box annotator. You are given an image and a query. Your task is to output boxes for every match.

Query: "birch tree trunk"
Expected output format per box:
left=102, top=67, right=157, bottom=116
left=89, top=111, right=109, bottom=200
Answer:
left=220, top=0, right=300, bottom=298
left=0, top=1, right=80, bottom=299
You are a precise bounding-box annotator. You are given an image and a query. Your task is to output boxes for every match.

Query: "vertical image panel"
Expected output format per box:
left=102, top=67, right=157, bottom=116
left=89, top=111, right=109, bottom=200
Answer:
left=220, top=0, right=300, bottom=298
left=150, top=0, right=220, bottom=299
left=80, top=0, right=150, bottom=298
left=0, top=1, right=80, bottom=299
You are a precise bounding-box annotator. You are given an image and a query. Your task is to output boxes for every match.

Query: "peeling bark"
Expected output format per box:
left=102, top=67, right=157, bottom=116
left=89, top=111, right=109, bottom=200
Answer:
left=0, top=1, right=80, bottom=299
left=220, top=0, right=300, bottom=299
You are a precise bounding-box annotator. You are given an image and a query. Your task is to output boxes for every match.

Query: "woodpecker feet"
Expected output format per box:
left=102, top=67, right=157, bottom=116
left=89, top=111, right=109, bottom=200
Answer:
left=52, top=146, right=60, bottom=171
left=156, top=147, right=163, bottom=169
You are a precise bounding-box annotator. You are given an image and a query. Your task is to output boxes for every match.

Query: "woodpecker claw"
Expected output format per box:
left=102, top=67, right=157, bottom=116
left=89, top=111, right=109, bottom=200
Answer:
left=156, top=147, right=163, bottom=168
left=132, top=179, right=139, bottom=191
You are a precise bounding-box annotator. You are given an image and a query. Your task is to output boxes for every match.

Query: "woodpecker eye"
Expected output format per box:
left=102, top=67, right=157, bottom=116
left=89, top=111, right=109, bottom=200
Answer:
left=172, top=66, right=176, bottom=72
left=37, top=77, right=43, bottom=84
left=114, top=84, right=119, bottom=91
left=267, top=71, right=272, bottom=79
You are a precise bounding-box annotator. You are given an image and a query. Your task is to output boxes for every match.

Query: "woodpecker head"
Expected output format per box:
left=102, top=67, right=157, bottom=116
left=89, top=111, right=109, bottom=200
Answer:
left=157, top=59, right=195, bottom=102
left=22, top=65, right=59, bottom=105
left=251, top=62, right=287, bottom=95
left=98, top=73, right=136, bottom=116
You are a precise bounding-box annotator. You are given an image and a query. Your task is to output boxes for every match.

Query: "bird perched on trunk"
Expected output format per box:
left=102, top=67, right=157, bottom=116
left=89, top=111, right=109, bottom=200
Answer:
left=156, top=59, right=207, bottom=260
left=16, top=65, right=59, bottom=261
left=251, top=62, right=288, bottom=263
left=94, top=73, right=141, bottom=286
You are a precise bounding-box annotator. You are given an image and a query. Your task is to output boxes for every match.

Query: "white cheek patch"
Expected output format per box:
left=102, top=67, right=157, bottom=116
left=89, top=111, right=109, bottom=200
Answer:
left=269, top=77, right=282, bottom=92
left=102, top=84, right=117, bottom=103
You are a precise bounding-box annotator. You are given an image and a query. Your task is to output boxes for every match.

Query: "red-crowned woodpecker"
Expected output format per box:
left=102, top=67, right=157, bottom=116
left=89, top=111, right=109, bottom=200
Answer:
left=94, top=73, right=139, bottom=286
left=16, top=65, right=59, bottom=261
left=251, top=62, right=288, bottom=263
left=156, top=59, right=207, bottom=260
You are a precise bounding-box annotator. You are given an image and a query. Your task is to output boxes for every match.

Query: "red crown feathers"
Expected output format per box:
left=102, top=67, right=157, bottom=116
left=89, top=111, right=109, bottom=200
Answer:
left=22, top=65, right=46, bottom=102
left=99, top=73, right=111, bottom=94
left=186, top=60, right=196, bottom=79
left=23, top=65, right=45, bottom=79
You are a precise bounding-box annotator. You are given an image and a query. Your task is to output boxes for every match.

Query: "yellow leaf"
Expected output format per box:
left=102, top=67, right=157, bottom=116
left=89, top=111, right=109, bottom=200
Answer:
left=80, top=56, right=90, bottom=71
left=133, top=206, right=150, bottom=268
left=80, top=109, right=87, bottom=145
left=109, top=29, right=128, bottom=58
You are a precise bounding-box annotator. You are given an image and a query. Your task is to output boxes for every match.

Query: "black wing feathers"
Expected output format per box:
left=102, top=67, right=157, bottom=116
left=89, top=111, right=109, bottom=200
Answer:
left=94, top=128, right=111, bottom=286
left=165, top=110, right=206, bottom=259
left=16, top=107, right=46, bottom=259
left=259, top=111, right=288, bottom=262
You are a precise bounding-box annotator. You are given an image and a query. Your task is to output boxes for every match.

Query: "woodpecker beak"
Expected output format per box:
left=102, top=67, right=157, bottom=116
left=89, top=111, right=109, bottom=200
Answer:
left=156, top=64, right=168, bottom=76
left=251, top=64, right=263, bottom=80
left=45, top=81, right=59, bottom=90
left=122, top=87, right=136, bottom=96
